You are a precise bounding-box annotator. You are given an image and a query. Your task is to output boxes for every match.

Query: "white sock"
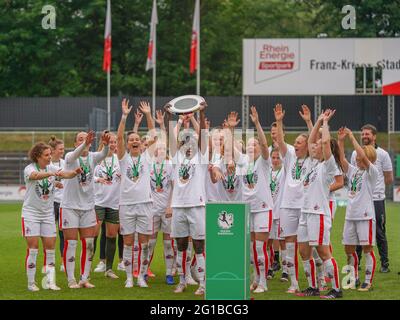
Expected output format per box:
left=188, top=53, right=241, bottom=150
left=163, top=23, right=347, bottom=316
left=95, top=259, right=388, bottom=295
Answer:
left=281, top=249, right=288, bottom=274
left=303, top=259, right=317, bottom=288
left=138, top=242, right=150, bottom=279
left=63, top=240, right=77, bottom=282
left=80, top=238, right=94, bottom=281
left=312, top=247, right=325, bottom=283
left=324, top=258, right=340, bottom=291
left=195, top=253, right=205, bottom=287
left=148, top=238, right=157, bottom=269
left=172, top=239, right=178, bottom=271
left=45, top=249, right=56, bottom=269
left=251, top=241, right=259, bottom=284
left=286, top=242, right=299, bottom=287
left=365, top=251, right=376, bottom=284
left=255, top=240, right=268, bottom=288
left=186, top=242, right=192, bottom=277
left=347, top=252, right=359, bottom=280
left=164, top=240, right=174, bottom=276
left=133, top=234, right=139, bottom=273
left=177, top=250, right=187, bottom=284
left=26, top=248, right=38, bottom=284
left=123, top=245, right=133, bottom=280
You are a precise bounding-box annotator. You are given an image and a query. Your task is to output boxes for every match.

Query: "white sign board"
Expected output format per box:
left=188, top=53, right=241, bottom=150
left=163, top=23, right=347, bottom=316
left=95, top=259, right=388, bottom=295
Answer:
left=394, top=186, right=400, bottom=202
left=243, top=38, right=400, bottom=95
left=0, top=186, right=25, bottom=201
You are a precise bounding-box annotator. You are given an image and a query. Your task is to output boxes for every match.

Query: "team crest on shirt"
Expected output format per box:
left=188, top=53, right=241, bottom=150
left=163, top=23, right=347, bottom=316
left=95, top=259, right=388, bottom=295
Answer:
left=178, top=163, right=195, bottom=184
left=243, top=171, right=258, bottom=189
left=150, top=169, right=170, bottom=193
left=303, top=168, right=317, bottom=187
left=314, top=204, right=320, bottom=211
left=218, top=211, right=234, bottom=230
left=34, top=180, right=54, bottom=200
left=126, top=162, right=143, bottom=182
left=26, top=227, right=31, bottom=234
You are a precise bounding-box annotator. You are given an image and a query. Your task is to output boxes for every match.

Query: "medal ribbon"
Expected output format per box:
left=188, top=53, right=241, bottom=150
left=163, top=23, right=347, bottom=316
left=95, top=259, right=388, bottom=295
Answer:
left=153, top=161, right=165, bottom=187
left=131, top=155, right=141, bottom=178
left=35, top=163, right=49, bottom=192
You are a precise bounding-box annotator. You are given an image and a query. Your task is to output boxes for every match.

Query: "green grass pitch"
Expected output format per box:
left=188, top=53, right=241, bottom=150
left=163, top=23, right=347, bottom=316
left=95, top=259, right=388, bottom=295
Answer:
left=0, top=202, right=399, bottom=300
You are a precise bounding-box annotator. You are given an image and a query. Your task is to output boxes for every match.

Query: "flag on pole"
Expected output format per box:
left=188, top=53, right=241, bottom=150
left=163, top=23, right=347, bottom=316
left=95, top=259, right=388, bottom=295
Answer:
left=103, top=0, right=112, bottom=72
left=146, top=0, right=158, bottom=71
left=190, top=0, right=200, bottom=74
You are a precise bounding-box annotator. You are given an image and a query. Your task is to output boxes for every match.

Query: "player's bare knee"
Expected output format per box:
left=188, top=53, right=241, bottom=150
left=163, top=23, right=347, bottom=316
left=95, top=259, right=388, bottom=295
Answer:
left=192, top=239, right=204, bottom=254
left=176, top=237, right=189, bottom=251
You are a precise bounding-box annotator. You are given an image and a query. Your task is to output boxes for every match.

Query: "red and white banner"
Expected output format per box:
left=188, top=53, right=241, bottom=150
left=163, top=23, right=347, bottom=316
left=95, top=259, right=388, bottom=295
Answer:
left=146, top=0, right=158, bottom=71
left=243, top=38, right=400, bottom=95
left=190, top=0, right=200, bottom=74
left=102, top=0, right=111, bottom=72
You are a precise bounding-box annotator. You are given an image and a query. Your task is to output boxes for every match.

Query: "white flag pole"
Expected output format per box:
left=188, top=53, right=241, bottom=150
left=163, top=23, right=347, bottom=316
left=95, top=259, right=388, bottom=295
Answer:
left=107, top=70, right=111, bottom=130
left=196, top=0, right=200, bottom=96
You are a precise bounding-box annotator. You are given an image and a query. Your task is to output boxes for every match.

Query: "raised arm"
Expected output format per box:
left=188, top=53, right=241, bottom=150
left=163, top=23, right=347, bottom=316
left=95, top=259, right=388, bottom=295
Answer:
left=321, top=109, right=335, bottom=161
left=299, top=104, right=313, bottom=133
left=308, top=111, right=324, bottom=156
left=132, top=110, right=143, bottom=134
left=93, top=131, right=111, bottom=164
left=250, top=105, right=269, bottom=160
left=273, top=104, right=287, bottom=157
left=138, top=101, right=155, bottom=132
left=117, top=98, right=133, bottom=160
left=337, top=127, right=349, bottom=173
left=190, top=113, right=200, bottom=135
left=346, top=128, right=371, bottom=169
left=198, top=101, right=208, bottom=155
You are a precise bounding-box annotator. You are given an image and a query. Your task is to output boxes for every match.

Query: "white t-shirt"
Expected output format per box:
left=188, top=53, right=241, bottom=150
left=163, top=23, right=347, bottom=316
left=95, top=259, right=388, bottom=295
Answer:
left=301, top=155, right=337, bottom=216
left=150, top=159, right=173, bottom=213
left=345, top=163, right=379, bottom=220
left=270, top=166, right=286, bottom=220
left=242, top=155, right=274, bottom=213
left=171, top=150, right=208, bottom=208
left=119, top=151, right=152, bottom=206
left=94, top=154, right=121, bottom=210
left=206, top=152, right=221, bottom=202
left=51, top=159, right=65, bottom=203
left=280, top=149, right=313, bottom=209
left=22, top=163, right=59, bottom=219
left=351, top=147, right=392, bottom=200
left=328, top=163, right=343, bottom=201
left=213, top=154, right=246, bottom=202
left=61, top=143, right=108, bottom=211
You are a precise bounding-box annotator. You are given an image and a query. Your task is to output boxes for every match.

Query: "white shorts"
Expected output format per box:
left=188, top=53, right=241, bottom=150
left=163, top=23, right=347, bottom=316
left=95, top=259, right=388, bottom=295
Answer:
left=21, top=216, right=56, bottom=238
left=280, top=208, right=301, bottom=238
left=152, top=211, right=172, bottom=234
left=342, top=219, right=376, bottom=246
left=297, top=212, right=332, bottom=246
left=119, top=202, right=154, bottom=235
left=250, top=210, right=272, bottom=233
left=329, top=200, right=337, bottom=221
left=269, top=219, right=283, bottom=240
left=171, top=206, right=205, bottom=240
left=59, top=208, right=97, bottom=229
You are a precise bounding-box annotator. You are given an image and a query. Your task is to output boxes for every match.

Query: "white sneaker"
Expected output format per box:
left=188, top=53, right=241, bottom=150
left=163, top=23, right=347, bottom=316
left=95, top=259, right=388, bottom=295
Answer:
left=79, top=280, right=95, bottom=288
left=28, top=282, right=40, bottom=292
left=190, top=265, right=200, bottom=283
left=174, top=283, right=186, bottom=293
left=68, top=280, right=81, bottom=289
left=48, top=283, right=61, bottom=291
left=43, top=267, right=60, bottom=290
left=250, top=281, right=258, bottom=292
left=185, top=274, right=198, bottom=286
left=117, top=261, right=126, bottom=271
left=125, top=278, right=134, bottom=288
left=105, top=269, right=119, bottom=279
left=137, top=276, right=148, bottom=288
left=194, top=286, right=205, bottom=295
left=286, top=285, right=300, bottom=294
left=94, top=261, right=106, bottom=273
left=253, top=285, right=267, bottom=293
left=60, top=264, right=65, bottom=272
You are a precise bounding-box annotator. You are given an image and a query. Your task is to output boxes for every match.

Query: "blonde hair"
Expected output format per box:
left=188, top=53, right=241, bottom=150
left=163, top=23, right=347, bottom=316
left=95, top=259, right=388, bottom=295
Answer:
left=363, top=145, right=377, bottom=163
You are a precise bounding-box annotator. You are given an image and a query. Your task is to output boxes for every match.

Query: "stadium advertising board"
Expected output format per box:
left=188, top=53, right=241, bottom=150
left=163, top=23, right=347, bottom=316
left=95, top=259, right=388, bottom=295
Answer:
left=243, top=38, right=400, bottom=95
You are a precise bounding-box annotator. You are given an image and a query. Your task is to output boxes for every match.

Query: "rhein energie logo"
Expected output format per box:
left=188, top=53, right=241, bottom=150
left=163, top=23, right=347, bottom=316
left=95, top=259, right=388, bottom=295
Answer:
left=218, top=211, right=234, bottom=230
